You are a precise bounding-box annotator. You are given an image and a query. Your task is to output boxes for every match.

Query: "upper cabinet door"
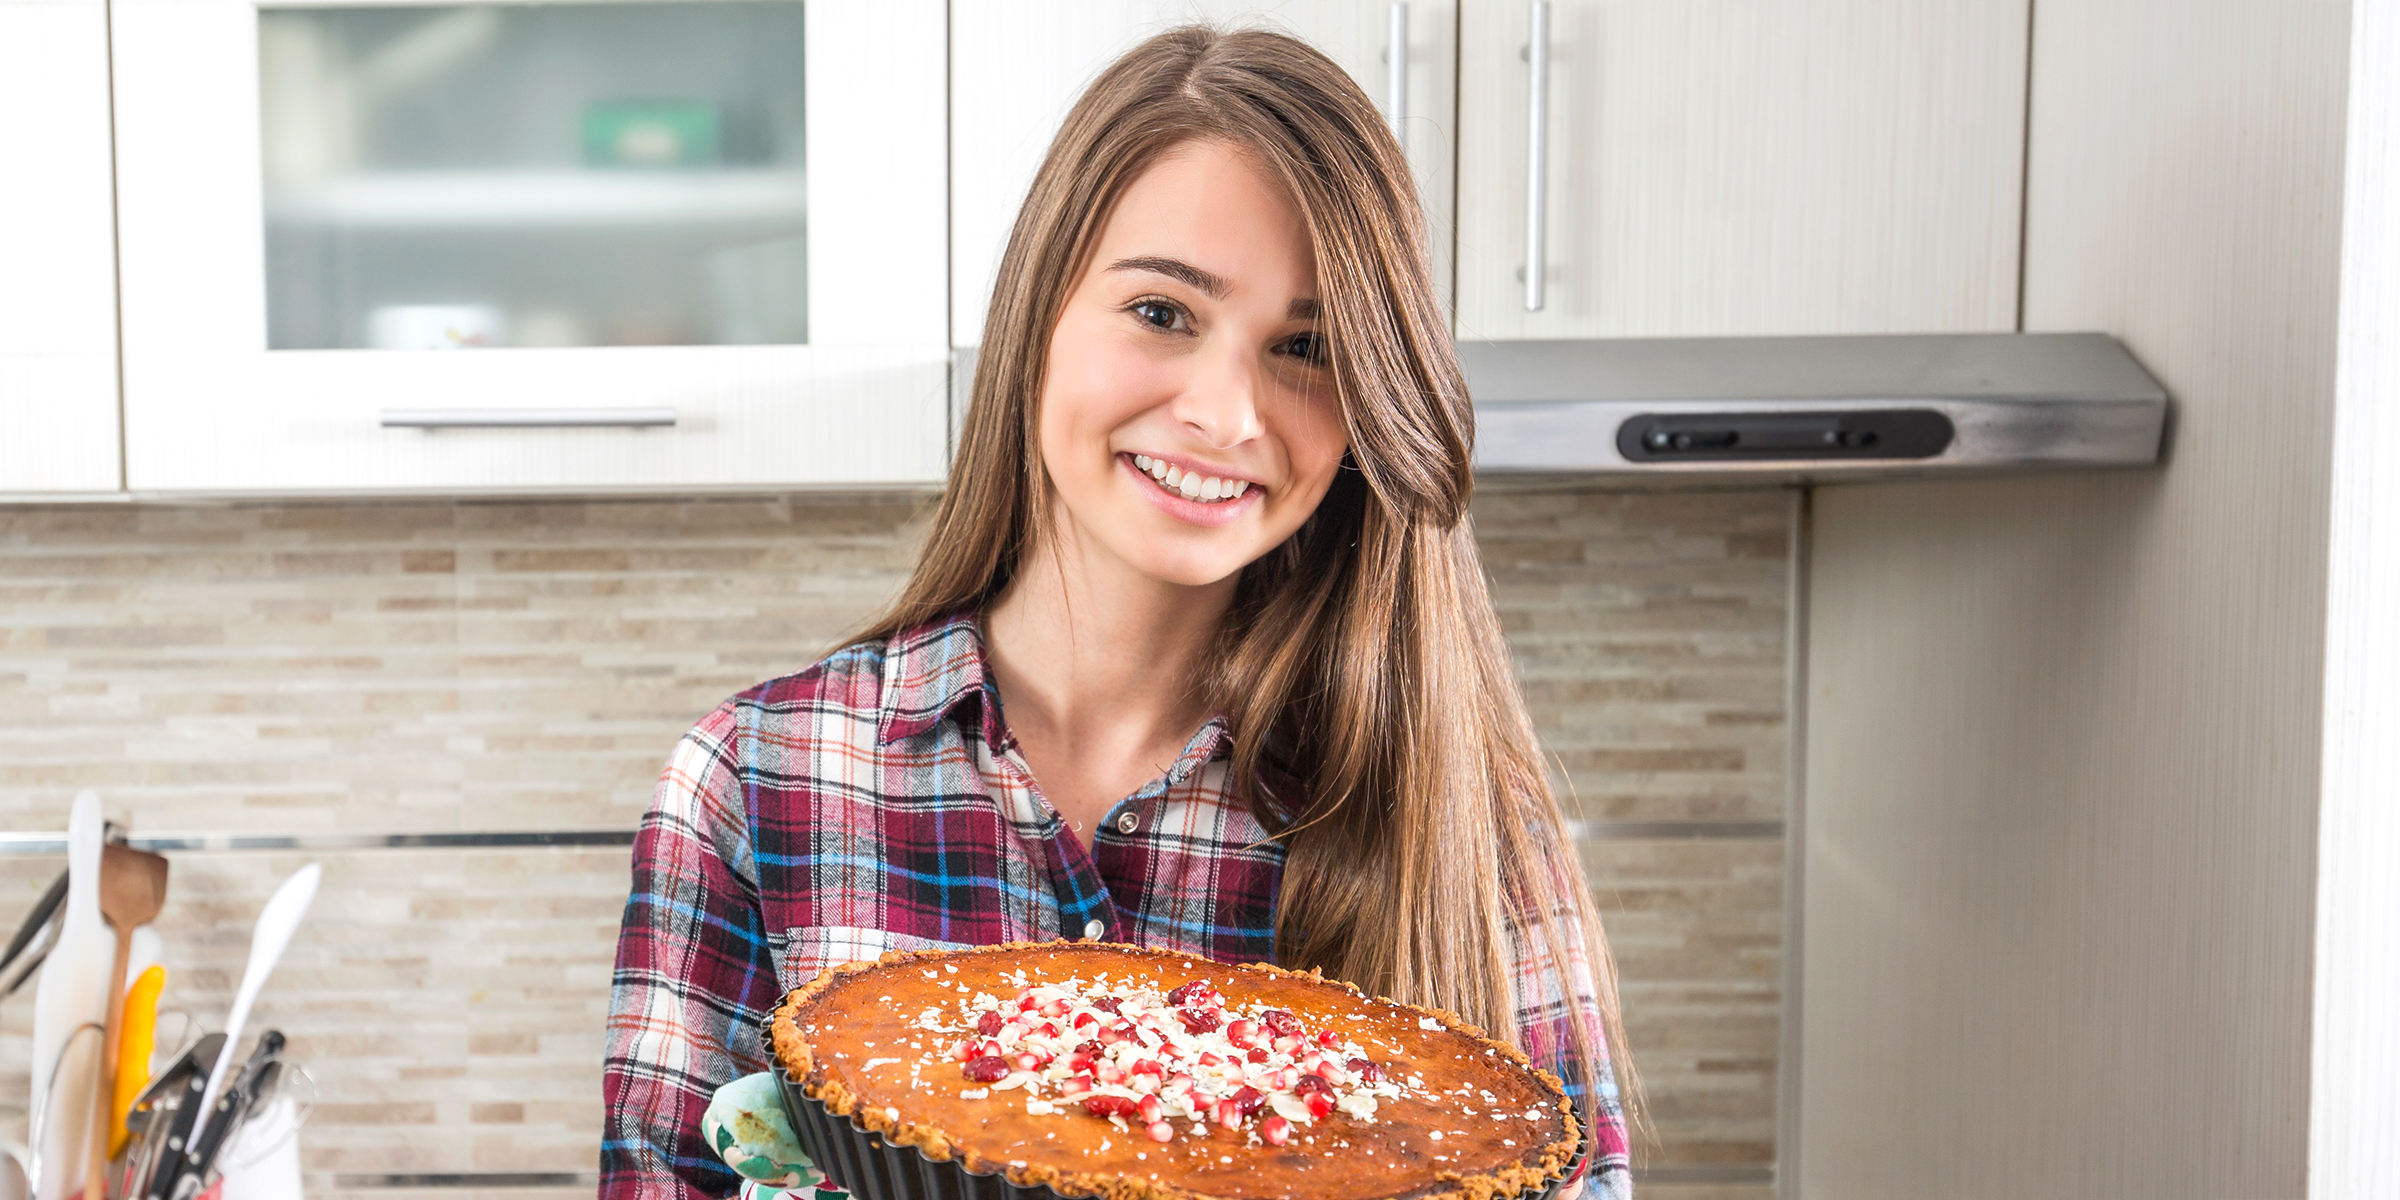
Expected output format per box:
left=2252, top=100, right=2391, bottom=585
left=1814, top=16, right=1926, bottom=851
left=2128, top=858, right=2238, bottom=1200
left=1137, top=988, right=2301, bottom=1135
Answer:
left=0, top=0, right=121, bottom=493
left=113, top=0, right=949, bottom=494
left=951, top=1, right=1457, bottom=348
left=1456, top=0, right=2028, bottom=340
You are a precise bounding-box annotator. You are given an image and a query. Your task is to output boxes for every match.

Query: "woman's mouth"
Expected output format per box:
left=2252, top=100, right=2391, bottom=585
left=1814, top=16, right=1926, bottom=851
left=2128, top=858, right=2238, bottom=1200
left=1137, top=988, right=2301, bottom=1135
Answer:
left=1129, top=454, right=1254, bottom=504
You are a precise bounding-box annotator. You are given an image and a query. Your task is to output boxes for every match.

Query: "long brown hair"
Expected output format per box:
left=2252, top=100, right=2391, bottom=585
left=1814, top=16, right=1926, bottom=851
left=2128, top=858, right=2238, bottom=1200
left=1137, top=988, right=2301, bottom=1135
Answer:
left=860, top=24, right=1639, bottom=1137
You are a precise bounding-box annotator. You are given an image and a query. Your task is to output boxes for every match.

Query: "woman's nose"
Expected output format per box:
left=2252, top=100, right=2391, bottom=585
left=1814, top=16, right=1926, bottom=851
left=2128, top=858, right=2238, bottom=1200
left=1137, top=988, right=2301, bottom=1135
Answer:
left=1169, top=341, right=1268, bottom=449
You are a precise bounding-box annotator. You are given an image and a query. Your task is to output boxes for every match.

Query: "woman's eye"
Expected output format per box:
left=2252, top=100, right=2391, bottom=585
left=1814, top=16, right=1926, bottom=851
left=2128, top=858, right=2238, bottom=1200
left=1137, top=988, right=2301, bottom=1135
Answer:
left=1131, top=300, right=1183, bottom=331
left=1280, top=332, right=1329, bottom=364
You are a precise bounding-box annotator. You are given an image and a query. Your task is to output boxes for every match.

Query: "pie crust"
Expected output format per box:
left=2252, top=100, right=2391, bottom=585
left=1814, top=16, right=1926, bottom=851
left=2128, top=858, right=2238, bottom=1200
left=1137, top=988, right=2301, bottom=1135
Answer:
left=764, top=941, right=1582, bottom=1200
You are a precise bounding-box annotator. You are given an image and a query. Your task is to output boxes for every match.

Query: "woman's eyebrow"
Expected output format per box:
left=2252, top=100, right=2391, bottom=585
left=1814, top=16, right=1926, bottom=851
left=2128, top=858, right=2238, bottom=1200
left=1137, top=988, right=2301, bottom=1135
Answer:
left=1107, top=256, right=1228, bottom=297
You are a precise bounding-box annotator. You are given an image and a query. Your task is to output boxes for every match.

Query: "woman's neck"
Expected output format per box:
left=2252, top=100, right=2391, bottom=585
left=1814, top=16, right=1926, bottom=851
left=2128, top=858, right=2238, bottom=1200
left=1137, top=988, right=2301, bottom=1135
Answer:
left=981, top=510, right=1235, bottom=838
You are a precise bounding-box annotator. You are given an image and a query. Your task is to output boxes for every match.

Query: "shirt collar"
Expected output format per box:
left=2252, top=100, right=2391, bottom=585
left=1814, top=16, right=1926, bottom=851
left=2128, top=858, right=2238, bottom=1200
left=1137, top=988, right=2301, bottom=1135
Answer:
left=875, top=611, right=992, bottom=745
left=873, top=612, right=1235, bottom=775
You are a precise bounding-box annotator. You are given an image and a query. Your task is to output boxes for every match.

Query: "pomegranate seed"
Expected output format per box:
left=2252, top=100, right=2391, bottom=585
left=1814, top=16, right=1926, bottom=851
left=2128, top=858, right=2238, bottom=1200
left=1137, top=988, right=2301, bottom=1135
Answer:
left=1261, top=1115, right=1292, bottom=1146
left=1273, top=1035, right=1300, bottom=1055
left=1231, top=1085, right=1265, bottom=1118
left=952, top=1040, right=978, bottom=1061
left=1316, top=1029, right=1340, bottom=1048
left=975, top=1010, right=1005, bottom=1036
left=1061, top=1074, right=1093, bottom=1096
left=1082, top=1094, right=1143, bottom=1119
left=1314, top=1061, right=1343, bottom=1082
left=1072, top=1012, right=1097, bottom=1030
left=979, top=1039, right=1003, bottom=1058
left=1179, top=1009, right=1222, bottom=1035
left=1137, top=1095, right=1163, bottom=1124
left=1293, top=1074, right=1335, bottom=1118
left=1130, top=1072, right=1159, bottom=1094
left=1017, top=996, right=1038, bottom=1012
left=1094, top=996, right=1122, bottom=1014
left=1040, top=998, right=1071, bottom=1018
left=1197, top=1053, right=1222, bottom=1067
left=1246, top=1047, right=1269, bottom=1063
left=1096, top=1062, right=1125, bottom=1085
left=962, top=1055, right=1011, bottom=1083
left=1213, top=1098, right=1241, bottom=1128
left=1074, top=1039, right=1104, bottom=1056
left=1224, top=1019, right=1256, bottom=1047
left=1166, top=981, right=1216, bottom=1006
left=1147, top=1119, right=1175, bottom=1143
left=1013, top=1052, right=1040, bottom=1072
left=1347, top=1058, right=1379, bottom=1084
left=1260, top=1010, right=1302, bottom=1038
left=1272, top=1066, right=1299, bottom=1091
left=1098, top=1024, right=1124, bottom=1045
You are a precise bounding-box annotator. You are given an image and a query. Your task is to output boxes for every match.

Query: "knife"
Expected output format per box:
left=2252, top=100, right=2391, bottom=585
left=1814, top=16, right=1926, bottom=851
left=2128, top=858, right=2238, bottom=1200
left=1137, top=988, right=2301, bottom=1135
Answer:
left=124, top=1030, right=222, bottom=1200
left=171, top=1031, right=282, bottom=1199
left=137, top=1031, right=230, bottom=1200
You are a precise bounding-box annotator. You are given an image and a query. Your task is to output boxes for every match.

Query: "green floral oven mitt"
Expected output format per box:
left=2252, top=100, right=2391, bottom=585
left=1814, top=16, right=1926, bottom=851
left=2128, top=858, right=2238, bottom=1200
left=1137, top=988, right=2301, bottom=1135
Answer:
left=703, top=1072, right=848, bottom=1200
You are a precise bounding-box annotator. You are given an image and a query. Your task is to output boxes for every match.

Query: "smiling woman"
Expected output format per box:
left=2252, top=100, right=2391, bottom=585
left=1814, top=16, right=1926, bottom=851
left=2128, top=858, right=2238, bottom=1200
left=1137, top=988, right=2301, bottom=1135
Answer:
left=603, top=24, right=1634, bottom=1200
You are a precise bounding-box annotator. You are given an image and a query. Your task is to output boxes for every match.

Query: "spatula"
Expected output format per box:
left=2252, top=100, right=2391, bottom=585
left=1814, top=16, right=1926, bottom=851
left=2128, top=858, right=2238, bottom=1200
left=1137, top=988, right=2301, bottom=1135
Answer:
left=187, top=864, right=317, bottom=1148
left=85, top=846, right=168, bottom=1200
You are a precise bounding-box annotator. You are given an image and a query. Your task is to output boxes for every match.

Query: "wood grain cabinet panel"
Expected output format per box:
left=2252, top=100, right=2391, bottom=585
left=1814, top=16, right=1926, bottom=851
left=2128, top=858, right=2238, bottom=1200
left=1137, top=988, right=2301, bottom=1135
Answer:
left=1456, top=0, right=2029, bottom=340
left=0, top=0, right=122, bottom=493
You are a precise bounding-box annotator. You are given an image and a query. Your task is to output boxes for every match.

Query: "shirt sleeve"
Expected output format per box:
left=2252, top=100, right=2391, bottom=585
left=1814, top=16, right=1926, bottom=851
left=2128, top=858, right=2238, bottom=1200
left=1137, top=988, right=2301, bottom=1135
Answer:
left=602, top=702, right=786, bottom=1200
left=1508, top=862, right=1634, bottom=1200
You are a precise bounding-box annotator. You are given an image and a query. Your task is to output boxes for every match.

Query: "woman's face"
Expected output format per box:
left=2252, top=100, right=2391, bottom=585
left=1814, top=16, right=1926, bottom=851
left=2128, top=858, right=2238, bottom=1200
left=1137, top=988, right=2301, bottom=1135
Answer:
left=1037, top=139, right=1349, bottom=590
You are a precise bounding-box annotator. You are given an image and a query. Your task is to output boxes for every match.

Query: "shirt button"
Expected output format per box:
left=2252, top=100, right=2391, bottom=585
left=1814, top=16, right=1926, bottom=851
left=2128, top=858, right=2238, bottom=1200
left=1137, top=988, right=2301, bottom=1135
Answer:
left=1083, top=919, right=1105, bottom=940
left=1115, top=810, right=1140, bottom=834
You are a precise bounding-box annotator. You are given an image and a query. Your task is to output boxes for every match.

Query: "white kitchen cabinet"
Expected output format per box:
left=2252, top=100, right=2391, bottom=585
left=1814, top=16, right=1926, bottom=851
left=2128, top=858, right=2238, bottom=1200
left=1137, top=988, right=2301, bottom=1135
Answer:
left=1456, top=0, right=2029, bottom=341
left=951, top=1, right=1457, bottom=348
left=111, top=0, right=950, bottom=494
left=0, top=0, right=122, bottom=493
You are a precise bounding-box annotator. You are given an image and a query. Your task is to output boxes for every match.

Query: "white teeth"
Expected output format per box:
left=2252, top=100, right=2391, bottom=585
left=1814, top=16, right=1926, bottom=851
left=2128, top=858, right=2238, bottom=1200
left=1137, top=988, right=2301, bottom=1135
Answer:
left=1136, top=457, right=1253, bottom=503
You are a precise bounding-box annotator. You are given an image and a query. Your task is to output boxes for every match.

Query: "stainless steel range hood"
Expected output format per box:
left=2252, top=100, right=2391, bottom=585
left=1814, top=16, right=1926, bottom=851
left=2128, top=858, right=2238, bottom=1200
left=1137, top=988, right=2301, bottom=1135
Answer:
left=1462, top=332, right=2167, bottom=480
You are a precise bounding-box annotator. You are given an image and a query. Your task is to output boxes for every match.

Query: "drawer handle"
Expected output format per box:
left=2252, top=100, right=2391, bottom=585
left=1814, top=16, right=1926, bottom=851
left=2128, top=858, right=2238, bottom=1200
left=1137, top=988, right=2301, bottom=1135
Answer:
left=1387, top=2, right=1408, bottom=140
left=379, top=408, right=677, bottom=429
left=1524, top=0, right=1549, bottom=312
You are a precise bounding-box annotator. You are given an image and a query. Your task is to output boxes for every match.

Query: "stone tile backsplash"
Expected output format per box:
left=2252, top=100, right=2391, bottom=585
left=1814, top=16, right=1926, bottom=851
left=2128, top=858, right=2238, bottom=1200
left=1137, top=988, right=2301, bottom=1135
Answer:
left=0, top=487, right=1789, bottom=1192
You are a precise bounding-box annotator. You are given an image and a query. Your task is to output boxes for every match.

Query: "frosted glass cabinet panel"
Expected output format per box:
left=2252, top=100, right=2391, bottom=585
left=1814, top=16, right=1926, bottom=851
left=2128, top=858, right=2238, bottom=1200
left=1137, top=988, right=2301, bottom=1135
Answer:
left=0, top=0, right=121, bottom=493
left=951, top=2, right=1456, bottom=348
left=258, top=2, right=811, bottom=351
left=115, top=0, right=948, bottom=494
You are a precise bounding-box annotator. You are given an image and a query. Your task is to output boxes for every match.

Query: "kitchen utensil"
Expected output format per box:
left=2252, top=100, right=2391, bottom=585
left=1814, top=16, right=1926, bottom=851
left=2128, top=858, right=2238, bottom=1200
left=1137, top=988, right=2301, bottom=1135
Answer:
left=120, top=1031, right=219, bottom=1200
left=169, top=1033, right=280, bottom=1200
left=88, top=847, right=168, bottom=1198
left=188, top=865, right=316, bottom=1148
left=132, top=1033, right=221, bottom=1200
left=0, top=914, right=60, bottom=998
left=109, top=968, right=166, bottom=1159
left=30, top=795, right=110, bottom=1200
left=0, top=873, right=67, bottom=979
left=26, top=1026, right=99, bottom=1200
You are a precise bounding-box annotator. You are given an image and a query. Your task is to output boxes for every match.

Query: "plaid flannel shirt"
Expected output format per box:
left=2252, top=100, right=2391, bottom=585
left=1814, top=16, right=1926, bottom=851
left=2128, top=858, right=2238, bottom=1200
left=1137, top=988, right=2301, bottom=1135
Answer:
left=601, top=613, right=1631, bottom=1199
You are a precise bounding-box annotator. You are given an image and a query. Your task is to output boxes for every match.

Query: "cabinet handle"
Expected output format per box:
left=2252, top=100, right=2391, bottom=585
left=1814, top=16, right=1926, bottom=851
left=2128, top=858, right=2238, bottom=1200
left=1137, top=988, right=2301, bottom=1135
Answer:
left=1524, top=0, right=1549, bottom=312
left=379, top=408, right=678, bottom=429
left=1387, top=2, right=1408, bottom=140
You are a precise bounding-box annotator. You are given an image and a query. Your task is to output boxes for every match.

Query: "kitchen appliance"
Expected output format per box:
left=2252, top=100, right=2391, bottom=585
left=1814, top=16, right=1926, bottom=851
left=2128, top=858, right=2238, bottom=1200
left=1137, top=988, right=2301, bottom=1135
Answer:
left=1462, top=332, right=2168, bottom=479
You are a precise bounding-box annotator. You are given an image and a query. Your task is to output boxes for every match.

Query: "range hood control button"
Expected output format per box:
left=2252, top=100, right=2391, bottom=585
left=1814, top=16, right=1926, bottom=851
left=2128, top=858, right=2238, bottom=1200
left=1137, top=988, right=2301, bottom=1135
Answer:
left=1618, top=409, right=1951, bottom=463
